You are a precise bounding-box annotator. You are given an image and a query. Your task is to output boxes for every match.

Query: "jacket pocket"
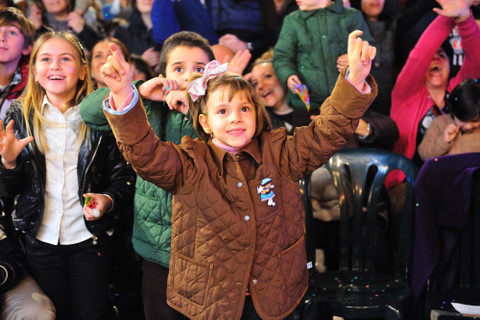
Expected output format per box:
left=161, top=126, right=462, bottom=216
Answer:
left=277, top=237, right=308, bottom=296
left=170, top=250, right=213, bottom=308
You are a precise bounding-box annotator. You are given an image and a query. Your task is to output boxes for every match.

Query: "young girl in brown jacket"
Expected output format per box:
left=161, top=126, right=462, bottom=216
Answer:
left=99, top=30, right=377, bottom=320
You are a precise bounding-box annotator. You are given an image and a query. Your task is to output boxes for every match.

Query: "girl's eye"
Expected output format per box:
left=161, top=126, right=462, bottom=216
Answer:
left=241, top=106, right=251, bottom=112
left=175, top=67, right=183, bottom=72
left=40, top=57, right=50, bottom=62
left=251, top=81, right=258, bottom=88
left=8, top=31, right=17, bottom=36
left=61, top=57, right=71, bottom=62
left=195, top=67, right=204, bottom=73
left=265, top=74, right=272, bottom=79
left=218, top=109, right=227, bottom=115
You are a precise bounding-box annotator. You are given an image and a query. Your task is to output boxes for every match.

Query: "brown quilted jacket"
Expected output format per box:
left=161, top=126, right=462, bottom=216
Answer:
left=105, top=70, right=377, bottom=320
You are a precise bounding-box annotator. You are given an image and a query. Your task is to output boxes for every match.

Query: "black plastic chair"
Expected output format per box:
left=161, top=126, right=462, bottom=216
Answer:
left=411, top=153, right=480, bottom=320
left=299, top=148, right=418, bottom=320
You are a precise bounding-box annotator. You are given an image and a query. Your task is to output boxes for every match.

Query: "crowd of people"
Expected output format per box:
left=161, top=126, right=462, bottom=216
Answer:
left=0, top=0, right=479, bottom=319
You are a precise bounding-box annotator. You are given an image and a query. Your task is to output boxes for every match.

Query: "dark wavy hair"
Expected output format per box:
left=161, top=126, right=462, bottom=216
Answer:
left=448, top=78, right=480, bottom=122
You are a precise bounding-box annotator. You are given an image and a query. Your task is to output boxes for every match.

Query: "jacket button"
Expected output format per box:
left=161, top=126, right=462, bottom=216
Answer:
left=235, top=281, right=242, bottom=287
left=237, top=182, right=243, bottom=187
left=244, top=215, right=250, bottom=221
left=252, top=279, right=258, bottom=285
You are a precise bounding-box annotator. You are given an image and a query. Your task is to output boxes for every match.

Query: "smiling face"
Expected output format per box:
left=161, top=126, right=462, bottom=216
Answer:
left=33, top=37, right=86, bottom=108
left=0, top=23, right=30, bottom=67
left=199, top=89, right=257, bottom=150
left=250, top=62, right=286, bottom=110
left=425, top=49, right=450, bottom=90
left=165, top=45, right=209, bottom=90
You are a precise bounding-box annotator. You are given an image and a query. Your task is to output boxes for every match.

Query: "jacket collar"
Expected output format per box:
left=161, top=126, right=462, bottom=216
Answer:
left=298, top=0, right=344, bottom=19
left=208, top=138, right=262, bottom=176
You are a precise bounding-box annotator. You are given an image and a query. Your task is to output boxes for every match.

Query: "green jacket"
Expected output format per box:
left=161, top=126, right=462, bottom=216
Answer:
left=80, top=82, right=198, bottom=267
left=273, top=0, right=374, bottom=110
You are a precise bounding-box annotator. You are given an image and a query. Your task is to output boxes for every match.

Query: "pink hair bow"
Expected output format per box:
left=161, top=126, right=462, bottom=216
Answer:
left=187, top=60, right=228, bottom=101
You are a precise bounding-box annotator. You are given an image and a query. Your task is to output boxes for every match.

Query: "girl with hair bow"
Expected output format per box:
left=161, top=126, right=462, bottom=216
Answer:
left=99, top=30, right=376, bottom=320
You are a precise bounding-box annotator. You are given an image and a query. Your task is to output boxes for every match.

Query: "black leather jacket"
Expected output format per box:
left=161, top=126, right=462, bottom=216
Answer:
left=0, top=101, right=136, bottom=242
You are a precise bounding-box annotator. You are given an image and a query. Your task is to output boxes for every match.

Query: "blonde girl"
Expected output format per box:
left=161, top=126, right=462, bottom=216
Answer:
left=0, top=30, right=135, bottom=320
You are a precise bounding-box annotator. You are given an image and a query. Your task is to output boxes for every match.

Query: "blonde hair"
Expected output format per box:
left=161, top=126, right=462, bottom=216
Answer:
left=188, top=72, right=271, bottom=141
left=20, top=30, right=92, bottom=154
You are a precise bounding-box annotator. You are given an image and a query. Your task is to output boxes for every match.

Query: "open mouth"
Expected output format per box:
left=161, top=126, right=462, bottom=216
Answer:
left=48, top=75, right=65, bottom=80
left=228, top=129, right=245, bottom=135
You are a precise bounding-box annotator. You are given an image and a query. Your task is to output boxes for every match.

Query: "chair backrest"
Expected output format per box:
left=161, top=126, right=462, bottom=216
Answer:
left=324, top=148, right=417, bottom=277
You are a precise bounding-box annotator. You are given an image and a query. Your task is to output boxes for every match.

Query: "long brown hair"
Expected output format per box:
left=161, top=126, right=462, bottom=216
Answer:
left=20, top=30, right=92, bottom=154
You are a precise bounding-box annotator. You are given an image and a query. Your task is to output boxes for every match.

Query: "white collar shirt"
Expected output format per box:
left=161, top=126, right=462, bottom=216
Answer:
left=36, top=96, right=92, bottom=245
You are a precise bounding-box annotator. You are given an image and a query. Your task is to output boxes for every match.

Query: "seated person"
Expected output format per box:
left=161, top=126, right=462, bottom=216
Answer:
left=419, top=78, right=480, bottom=160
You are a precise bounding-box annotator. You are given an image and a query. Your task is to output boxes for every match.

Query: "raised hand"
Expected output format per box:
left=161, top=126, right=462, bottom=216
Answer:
left=101, top=43, right=133, bottom=109
left=347, top=30, right=376, bottom=91
left=0, top=120, right=34, bottom=169
left=434, top=0, right=471, bottom=22
left=226, top=49, right=252, bottom=75
left=139, top=76, right=179, bottom=101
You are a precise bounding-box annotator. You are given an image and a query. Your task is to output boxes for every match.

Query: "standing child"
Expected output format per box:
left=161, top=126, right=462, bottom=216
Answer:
left=273, top=0, right=374, bottom=112
left=81, top=30, right=251, bottom=320
left=100, top=30, right=376, bottom=319
left=418, top=78, right=480, bottom=160
left=0, top=30, right=135, bottom=320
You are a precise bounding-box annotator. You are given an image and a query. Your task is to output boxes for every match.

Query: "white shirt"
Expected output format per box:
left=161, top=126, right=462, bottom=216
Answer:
left=36, top=96, right=92, bottom=245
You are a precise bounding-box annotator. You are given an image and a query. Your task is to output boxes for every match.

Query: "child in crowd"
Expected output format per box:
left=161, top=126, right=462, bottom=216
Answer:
left=100, top=30, right=376, bottom=319
left=81, top=30, right=250, bottom=320
left=81, top=31, right=212, bottom=320
left=0, top=7, right=35, bottom=120
left=419, top=78, right=480, bottom=160
left=0, top=30, right=135, bottom=320
left=273, top=0, right=373, bottom=112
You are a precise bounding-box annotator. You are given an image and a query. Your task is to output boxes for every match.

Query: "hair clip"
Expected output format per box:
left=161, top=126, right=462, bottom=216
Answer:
left=187, top=60, right=227, bottom=101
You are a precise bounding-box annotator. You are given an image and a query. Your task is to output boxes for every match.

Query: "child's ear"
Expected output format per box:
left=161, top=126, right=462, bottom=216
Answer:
left=199, top=114, right=211, bottom=134
left=22, top=44, right=32, bottom=57
left=79, top=66, right=87, bottom=81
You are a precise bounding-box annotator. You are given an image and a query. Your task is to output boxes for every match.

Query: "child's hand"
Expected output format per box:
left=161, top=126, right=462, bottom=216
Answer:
left=227, top=49, right=252, bottom=75
left=444, top=123, right=460, bottom=143
left=101, top=43, right=132, bottom=108
left=138, top=76, right=179, bottom=101
left=287, top=75, right=301, bottom=93
left=336, top=53, right=349, bottom=73
left=0, top=120, right=34, bottom=169
left=82, top=193, right=112, bottom=221
left=165, top=90, right=189, bottom=115
left=434, top=0, right=470, bottom=22
left=347, top=30, right=376, bottom=92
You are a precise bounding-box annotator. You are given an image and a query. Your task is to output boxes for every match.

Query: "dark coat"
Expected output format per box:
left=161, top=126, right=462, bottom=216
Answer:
left=0, top=101, right=136, bottom=242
